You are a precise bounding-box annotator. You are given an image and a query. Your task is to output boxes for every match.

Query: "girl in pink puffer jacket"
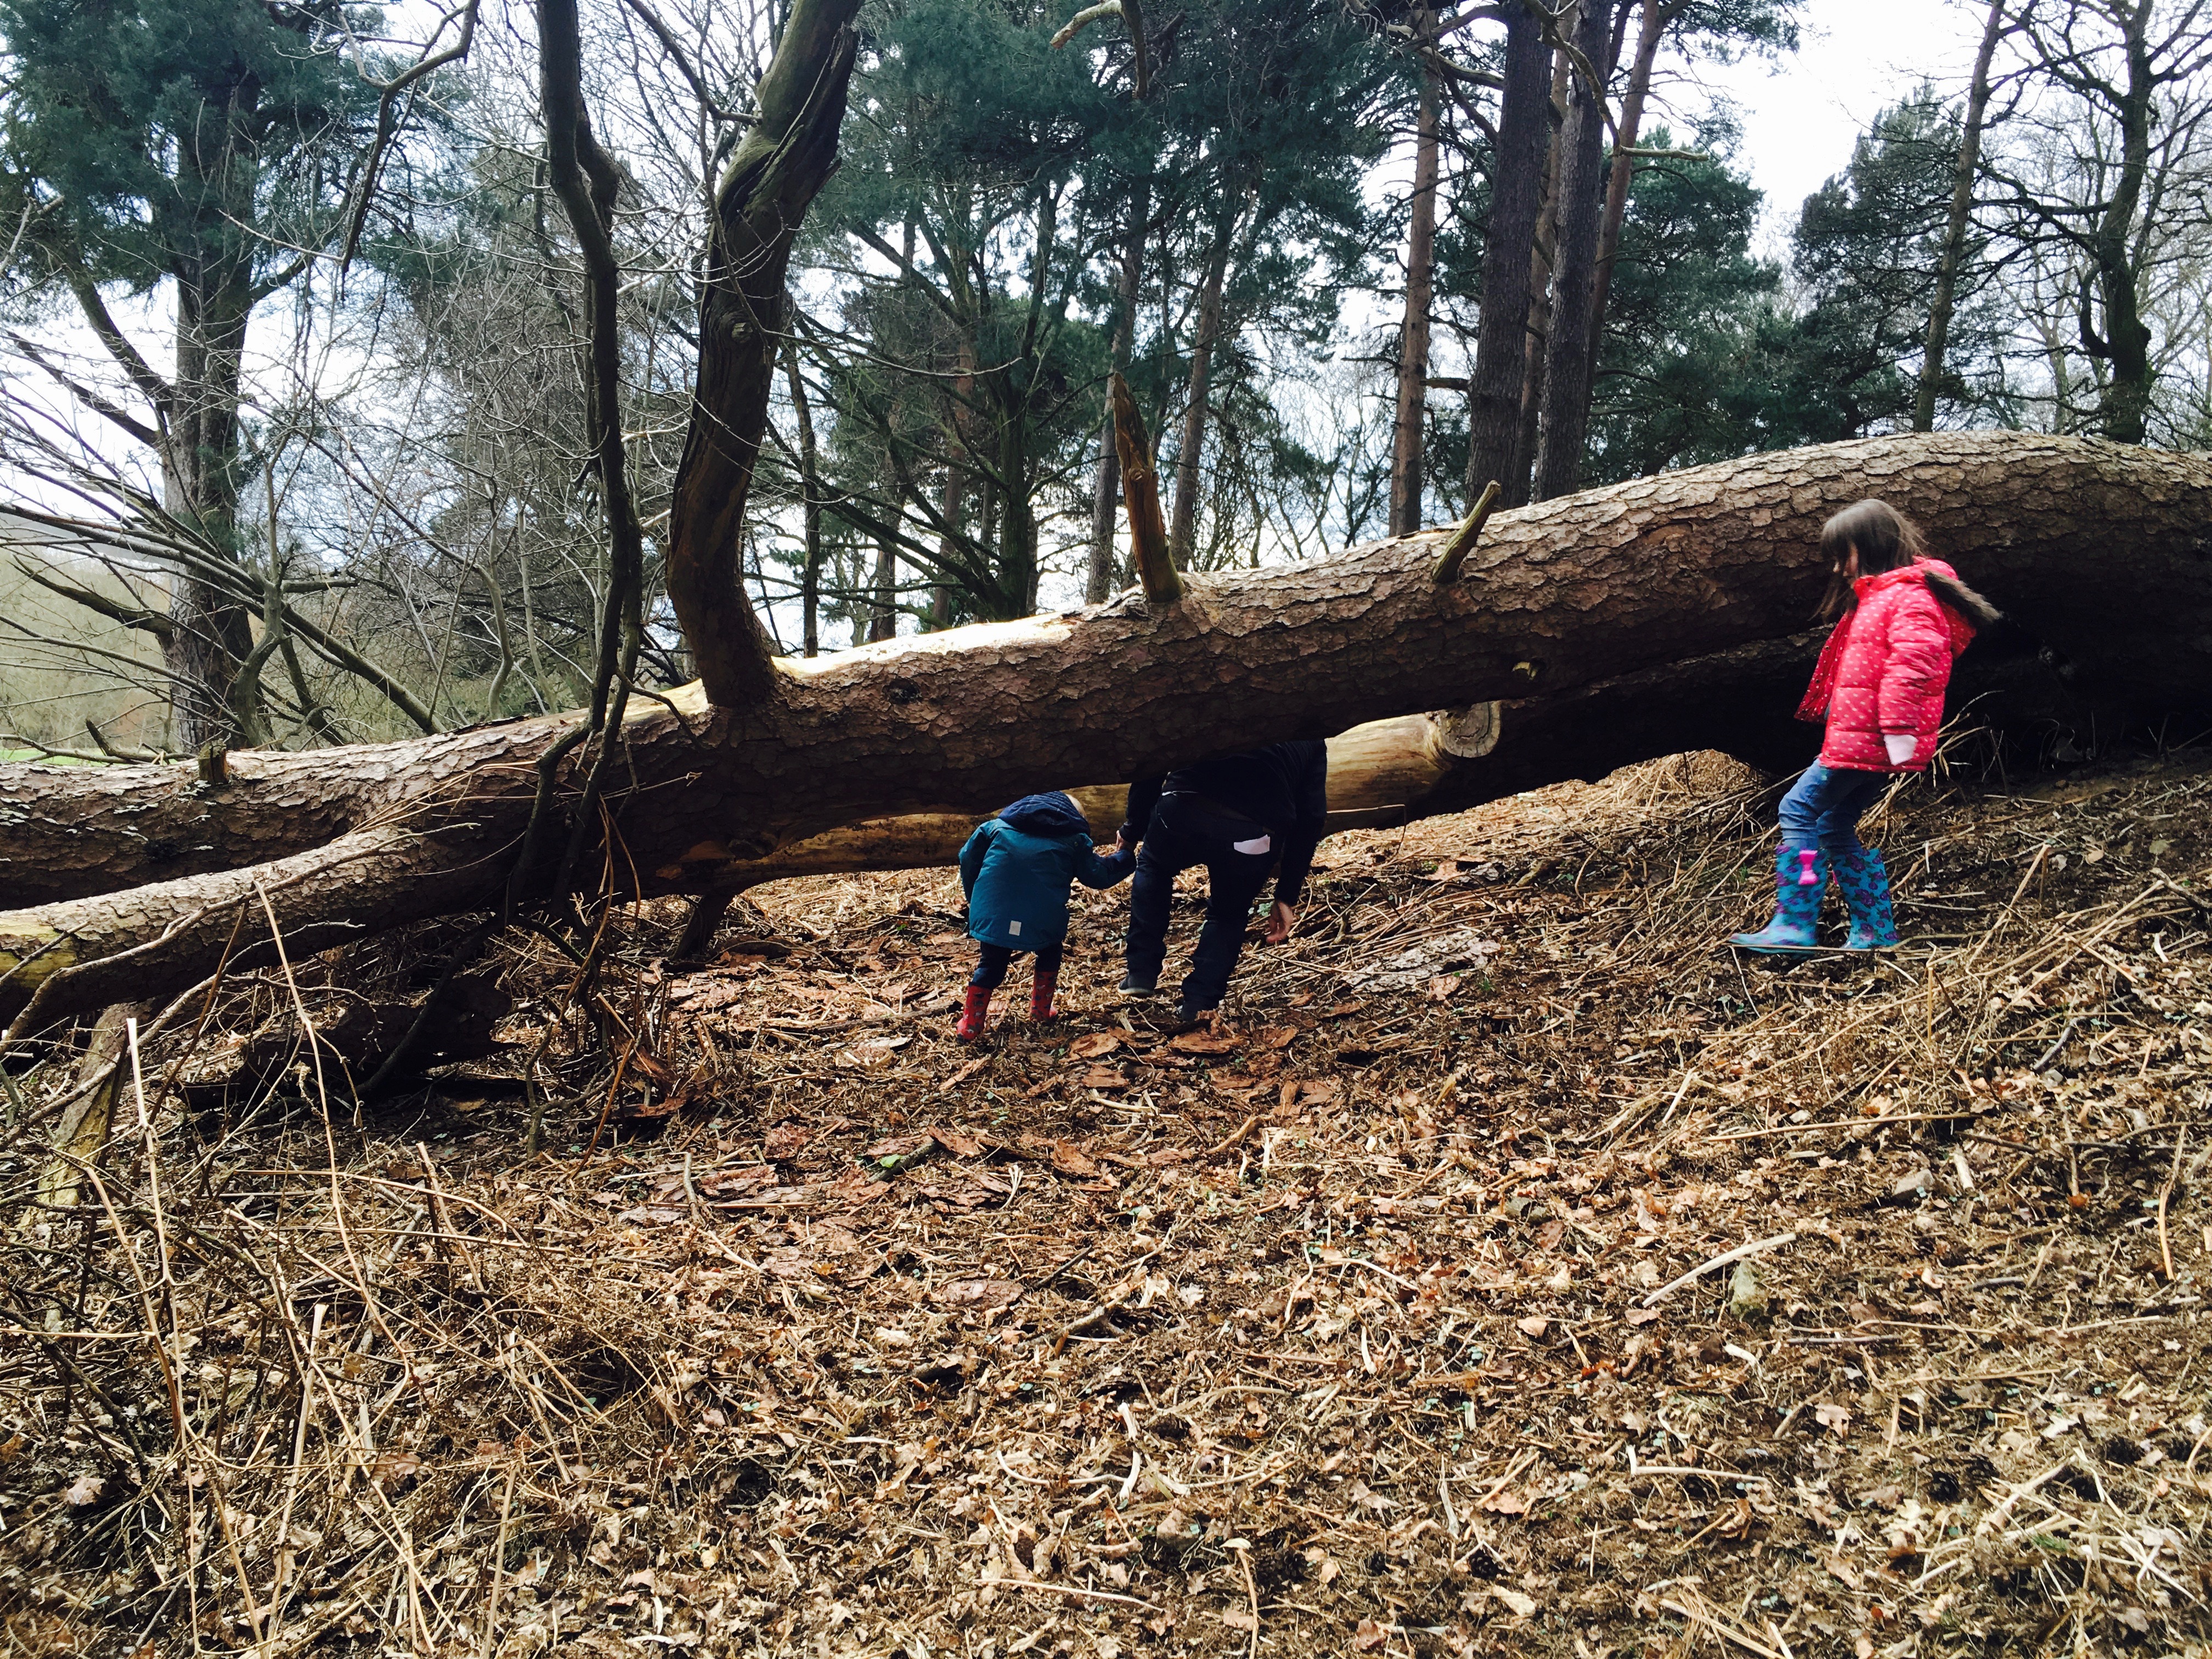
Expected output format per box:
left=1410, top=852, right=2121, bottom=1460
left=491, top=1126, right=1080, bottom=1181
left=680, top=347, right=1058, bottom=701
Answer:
left=1731, top=499, right=1999, bottom=954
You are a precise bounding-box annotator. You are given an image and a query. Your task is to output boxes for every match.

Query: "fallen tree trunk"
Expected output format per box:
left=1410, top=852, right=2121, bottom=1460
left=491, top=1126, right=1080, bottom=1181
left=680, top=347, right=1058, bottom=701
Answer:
left=676, top=616, right=2103, bottom=911
left=674, top=637, right=1824, bottom=900
left=5, top=432, right=2209, bottom=1028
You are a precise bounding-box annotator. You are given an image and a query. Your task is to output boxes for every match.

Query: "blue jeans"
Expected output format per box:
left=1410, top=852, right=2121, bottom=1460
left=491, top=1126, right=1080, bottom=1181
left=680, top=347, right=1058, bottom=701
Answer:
left=1777, top=764, right=1887, bottom=856
left=1126, top=812, right=1275, bottom=1012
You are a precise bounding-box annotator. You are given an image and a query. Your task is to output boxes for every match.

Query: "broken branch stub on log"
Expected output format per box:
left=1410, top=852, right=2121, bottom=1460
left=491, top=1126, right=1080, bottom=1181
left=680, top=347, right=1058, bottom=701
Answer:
left=1432, top=478, right=1502, bottom=584
left=5, top=433, right=2210, bottom=1026
left=1109, top=371, right=1180, bottom=603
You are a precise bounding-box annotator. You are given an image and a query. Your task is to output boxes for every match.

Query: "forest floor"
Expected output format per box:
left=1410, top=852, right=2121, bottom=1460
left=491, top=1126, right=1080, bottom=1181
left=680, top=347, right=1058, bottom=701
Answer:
left=3, top=745, right=2210, bottom=1659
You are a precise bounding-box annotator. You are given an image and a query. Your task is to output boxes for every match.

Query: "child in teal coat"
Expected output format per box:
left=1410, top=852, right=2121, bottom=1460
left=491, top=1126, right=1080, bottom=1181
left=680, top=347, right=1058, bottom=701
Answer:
left=955, top=792, right=1134, bottom=1040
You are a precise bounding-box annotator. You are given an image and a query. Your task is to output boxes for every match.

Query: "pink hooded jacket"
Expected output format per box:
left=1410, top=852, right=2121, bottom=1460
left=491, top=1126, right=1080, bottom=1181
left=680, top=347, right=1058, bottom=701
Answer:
left=1797, top=560, right=1980, bottom=773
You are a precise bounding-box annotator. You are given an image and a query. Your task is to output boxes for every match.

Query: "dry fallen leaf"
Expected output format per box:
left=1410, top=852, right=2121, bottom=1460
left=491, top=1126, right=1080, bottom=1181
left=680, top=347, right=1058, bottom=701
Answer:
left=763, top=1122, right=812, bottom=1160
left=1492, top=1586, right=1539, bottom=1618
left=1254, top=1025, right=1299, bottom=1050
left=1517, top=1315, right=1551, bottom=1338
left=930, top=1279, right=1023, bottom=1310
left=62, top=1474, right=104, bottom=1508
left=1353, top=1618, right=1390, bottom=1651
left=1068, top=1031, right=1122, bottom=1060
left=1050, top=1139, right=1099, bottom=1178
left=1168, top=1030, right=1243, bottom=1055
left=1814, top=1401, right=1854, bottom=1436
left=369, top=1449, right=421, bottom=1486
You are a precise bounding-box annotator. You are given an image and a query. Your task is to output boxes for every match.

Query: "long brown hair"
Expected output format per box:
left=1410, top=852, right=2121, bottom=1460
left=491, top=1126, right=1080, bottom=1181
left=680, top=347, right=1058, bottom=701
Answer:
left=1816, top=498, right=1927, bottom=619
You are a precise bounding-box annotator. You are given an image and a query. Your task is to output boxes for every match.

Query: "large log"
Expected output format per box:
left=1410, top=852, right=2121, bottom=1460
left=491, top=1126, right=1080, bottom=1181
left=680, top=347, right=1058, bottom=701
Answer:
left=684, top=638, right=1822, bottom=895
left=4, top=433, right=2209, bottom=1027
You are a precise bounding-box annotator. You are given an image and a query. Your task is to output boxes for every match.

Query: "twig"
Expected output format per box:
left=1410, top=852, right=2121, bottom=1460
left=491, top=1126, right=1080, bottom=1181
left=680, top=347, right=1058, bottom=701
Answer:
left=1229, top=1536, right=1261, bottom=1659
left=990, top=1578, right=1165, bottom=1613
left=1641, top=1232, right=1798, bottom=1307
left=2156, top=1126, right=2186, bottom=1282
left=1658, top=1594, right=1781, bottom=1659
left=2030, top=1017, right=2078, bottom=1073
left=1708, top=1109, right=1981, bottom=1142
left=1206, top=1115, right=1260, bottom=1157
left=1975, top=1459, right=2072, bottom=1533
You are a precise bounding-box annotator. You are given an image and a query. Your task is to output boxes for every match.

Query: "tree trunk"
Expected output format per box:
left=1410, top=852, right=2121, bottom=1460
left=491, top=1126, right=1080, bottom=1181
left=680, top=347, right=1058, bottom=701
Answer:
left=9, top=432, right=2212, bottom=1029
left=786, top=346, right=826, bottom=657
left=935, top=330, right=977, bottom=629
left=675, top=640, right=1825, bottom=894
left=1587, top=0, right=1672, bottom=383
left=2089, top=9, right=2155, bottom=446
left=1464, top=5, right=1552, bottom=510
left=1167, top=187, right=1239, bottom=568
left=868, top=538, right=898, bottom=641
left=663, top=0, right=862, bottom=706
left=1531, top=0, right=1617, bottom=503
left=1511, top=36, right=1574, bottom=506
left=165, top=259, right=259, bottom=754
left=1916, top=0, right=2007, bottom=432
left=1088, top=184, right=1150, bottom=603
left=1390, top=9, right=1443, bottom=537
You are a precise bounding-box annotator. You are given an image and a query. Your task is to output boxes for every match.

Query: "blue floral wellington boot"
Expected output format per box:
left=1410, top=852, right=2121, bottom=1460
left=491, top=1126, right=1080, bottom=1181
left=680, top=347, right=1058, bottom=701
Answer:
left=1729, top=844, right=1827, bottom=953
left=1830, top=845, right=1900, bottom=951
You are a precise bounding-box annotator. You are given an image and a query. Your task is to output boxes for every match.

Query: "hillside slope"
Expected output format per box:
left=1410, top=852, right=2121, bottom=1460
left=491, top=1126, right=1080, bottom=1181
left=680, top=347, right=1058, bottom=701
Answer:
left=2, top=747, right=2207, bottom=1657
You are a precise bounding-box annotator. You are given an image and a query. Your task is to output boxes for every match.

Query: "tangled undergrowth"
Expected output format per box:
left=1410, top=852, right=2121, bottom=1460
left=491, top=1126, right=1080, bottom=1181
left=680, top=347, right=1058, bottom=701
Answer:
left=2, top=744, right=2208, bottom=1659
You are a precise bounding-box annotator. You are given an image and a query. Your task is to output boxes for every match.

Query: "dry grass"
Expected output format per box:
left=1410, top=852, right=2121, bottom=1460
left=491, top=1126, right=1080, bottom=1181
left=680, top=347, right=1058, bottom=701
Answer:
left=3, top=743, right=2209, bottom=1658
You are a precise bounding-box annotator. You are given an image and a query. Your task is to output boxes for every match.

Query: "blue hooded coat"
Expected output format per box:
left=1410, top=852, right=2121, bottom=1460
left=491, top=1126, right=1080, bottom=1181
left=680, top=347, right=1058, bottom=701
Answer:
left=959, top=793, right=1133, bottom=950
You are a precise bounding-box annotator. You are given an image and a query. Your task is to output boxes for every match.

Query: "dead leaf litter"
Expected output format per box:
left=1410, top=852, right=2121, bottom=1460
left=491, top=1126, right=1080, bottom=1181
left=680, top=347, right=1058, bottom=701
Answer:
left=2, top=747, right=2209, bottom=1657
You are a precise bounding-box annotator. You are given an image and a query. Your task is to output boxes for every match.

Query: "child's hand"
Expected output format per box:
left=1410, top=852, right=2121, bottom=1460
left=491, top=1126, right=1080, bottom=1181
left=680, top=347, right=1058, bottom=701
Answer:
left=1114, top=827, right=1134, bottom=853
left=1262, top=901, right=1297, bottom=945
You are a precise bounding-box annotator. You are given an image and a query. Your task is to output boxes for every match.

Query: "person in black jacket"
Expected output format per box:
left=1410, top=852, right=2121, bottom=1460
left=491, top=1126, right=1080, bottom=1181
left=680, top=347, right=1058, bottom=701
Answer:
left=1119, top=740, right=1329, bottom=1023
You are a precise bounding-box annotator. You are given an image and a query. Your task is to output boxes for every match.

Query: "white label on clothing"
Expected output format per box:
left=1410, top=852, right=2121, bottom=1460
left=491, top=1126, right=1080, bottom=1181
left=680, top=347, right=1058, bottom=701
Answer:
left=1008, top=919, right=1022, bottom=935
left=1232, top=835, right=1273, bottom=855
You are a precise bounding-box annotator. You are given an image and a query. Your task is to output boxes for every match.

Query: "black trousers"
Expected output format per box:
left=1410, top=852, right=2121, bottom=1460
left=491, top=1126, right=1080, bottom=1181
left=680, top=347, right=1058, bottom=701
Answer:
left=969, top=940, right=1063, bottom=989
left=1125, top=809, right=1273, bottom=1012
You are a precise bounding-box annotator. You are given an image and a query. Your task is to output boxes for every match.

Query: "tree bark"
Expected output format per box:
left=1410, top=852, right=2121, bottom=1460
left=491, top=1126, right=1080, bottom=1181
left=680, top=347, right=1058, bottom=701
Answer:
left=1088, top=183, right=1150, bottom=602
left=1512, top=35, right=1575, bottom=506
left=163, top=227, right=259, bottom=753
left=786, top=344, right=827, bottom=657
left=1587, top=0, right=1675, bottom=383
left=1167, top=185, right=1239, bottom=568
left=1916, top=0, right=2007, bottom=432
left=1531, top=0, right=1617, bottom=503
left=8, top=432, right=2212, bottom=1030
left=1390, top=9, right=1443, bottom=538
left=663, top=0, right=862, bottom=706
left=1463, top=2, right=1551, bottom=510
left=868, top=537, right=898, bottom=642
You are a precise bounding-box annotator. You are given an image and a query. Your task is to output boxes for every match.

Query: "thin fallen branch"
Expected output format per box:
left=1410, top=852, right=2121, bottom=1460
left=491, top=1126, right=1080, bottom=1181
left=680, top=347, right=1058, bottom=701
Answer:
left=1641, top=1232, right=1799, bottom=1307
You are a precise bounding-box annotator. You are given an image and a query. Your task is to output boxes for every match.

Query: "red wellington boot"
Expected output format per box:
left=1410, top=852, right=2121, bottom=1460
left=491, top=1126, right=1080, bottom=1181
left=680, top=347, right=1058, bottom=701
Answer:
left=955, top=985, right=993, bottom=1042
left=1029, top=967, right=1060, bottom=1022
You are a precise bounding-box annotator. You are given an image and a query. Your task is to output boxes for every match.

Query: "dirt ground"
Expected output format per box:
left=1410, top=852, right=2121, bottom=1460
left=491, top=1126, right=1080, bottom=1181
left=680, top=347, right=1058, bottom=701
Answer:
left=3, top=743, right=2209, bottom=1659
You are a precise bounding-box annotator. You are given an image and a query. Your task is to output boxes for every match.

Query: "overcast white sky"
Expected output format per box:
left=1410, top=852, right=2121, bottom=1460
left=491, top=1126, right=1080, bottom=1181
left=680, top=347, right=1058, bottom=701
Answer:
left=1694, top=0, right=1993, bottom=247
